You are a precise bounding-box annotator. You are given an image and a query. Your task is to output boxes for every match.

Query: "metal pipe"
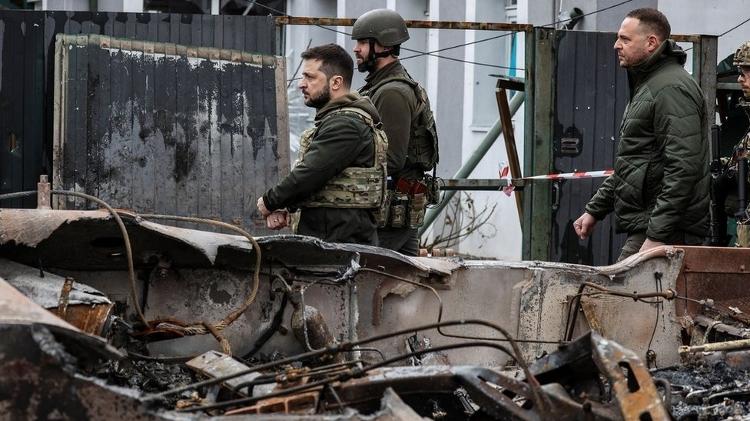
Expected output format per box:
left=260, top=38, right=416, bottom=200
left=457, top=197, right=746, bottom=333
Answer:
left=420, top=92, right=525, bottom=235
left=679, top=338, right=750, bottom=356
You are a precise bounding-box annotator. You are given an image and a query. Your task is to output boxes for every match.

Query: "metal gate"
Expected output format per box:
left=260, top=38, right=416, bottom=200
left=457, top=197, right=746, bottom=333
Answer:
left=551, top=30, right=629, bottom=265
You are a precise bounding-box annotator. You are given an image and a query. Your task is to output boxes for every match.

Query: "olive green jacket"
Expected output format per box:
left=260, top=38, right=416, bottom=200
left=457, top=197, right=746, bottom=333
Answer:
left=360, top=61, right=422, bottom=180
left=263, top=93, right=381, bottom=245
left=585, top=40, right=709, bottom=242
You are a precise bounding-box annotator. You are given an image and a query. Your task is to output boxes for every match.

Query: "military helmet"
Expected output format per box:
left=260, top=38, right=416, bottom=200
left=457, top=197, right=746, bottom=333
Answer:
left=734, top=41, right=750, bottom=67
left=351, top=9, right=409, bottom=47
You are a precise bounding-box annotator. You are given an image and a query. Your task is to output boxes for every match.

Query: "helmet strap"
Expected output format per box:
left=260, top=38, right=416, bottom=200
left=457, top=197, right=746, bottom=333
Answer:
left=358, top=39, right=395, bottom=73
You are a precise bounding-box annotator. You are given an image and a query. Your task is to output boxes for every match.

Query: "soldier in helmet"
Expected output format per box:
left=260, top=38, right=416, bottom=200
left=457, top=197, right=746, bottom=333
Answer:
left=738, top=42, right=750, bottom=102
left=714, top=41, right=750, bottom=246
left=352, top=8, right=439, bottom=256
left=256, top=44, right=388, bottom=245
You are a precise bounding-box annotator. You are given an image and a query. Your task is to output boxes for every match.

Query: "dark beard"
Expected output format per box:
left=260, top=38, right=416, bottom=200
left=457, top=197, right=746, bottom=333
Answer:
left=305, top=85, right=331, bottom=109
left=357, top=55, right=376, bottom=73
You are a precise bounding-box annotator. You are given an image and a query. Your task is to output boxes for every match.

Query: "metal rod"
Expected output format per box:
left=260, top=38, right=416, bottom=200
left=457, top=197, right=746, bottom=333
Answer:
left=679, top=338, right=750, bottom=356
left=275, top=16, right=533, bottom=32
left=420, top=92, right=525, bottom=235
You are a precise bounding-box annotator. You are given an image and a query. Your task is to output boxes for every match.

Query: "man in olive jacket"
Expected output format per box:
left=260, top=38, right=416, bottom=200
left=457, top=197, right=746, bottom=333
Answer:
left=574, top=8, right=709, bottom=261
left=256, top=44, right=383, bottom=245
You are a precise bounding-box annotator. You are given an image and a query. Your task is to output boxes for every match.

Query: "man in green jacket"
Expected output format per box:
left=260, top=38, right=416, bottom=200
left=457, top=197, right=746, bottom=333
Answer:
left=256, top=44, right=386, bottom=245
left=352, top=9, right=439, bottom=256
left=574, top=8, right=709, bottom=261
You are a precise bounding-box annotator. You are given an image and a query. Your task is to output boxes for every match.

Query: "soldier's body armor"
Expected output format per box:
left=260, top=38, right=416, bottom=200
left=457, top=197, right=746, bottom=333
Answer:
left=297, top=107, right=388, bottom=212
left=360, top=74, right=440, bottom=229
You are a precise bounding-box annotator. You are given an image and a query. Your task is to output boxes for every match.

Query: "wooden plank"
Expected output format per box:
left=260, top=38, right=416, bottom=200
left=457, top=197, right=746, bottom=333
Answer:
left=179, top=13, right=192, bottom=45
left=142, top=41, right=157, bottom=212
left=529, top=27, right=554, bottom=261
left=146, top=12, right=158, bottom=41
left=695, top=36, right=718, bottom=159
left=0, top=13, right=22, bottom=207
left=113, top=12, right=126, bottom=38
left=174, top=53, right=199, bottom=222
left=274, top=56, right=289, bottom=178
left=244, top=15, right=258, bottom=53
left=200, top=14, right=213, bottom=48
left=44, top=12, right=68, bottom=192
left=169, top=13, right=179, bottom=44
left=522, top=30, right=535, bottom=260
left=220, top=16, right=238, bottom=226
left=72, top=37, right=89, bottom=209
left=135, top=13, right=151, bottom=40
left=130, top=41, right=148, bottom=213
left=197, top=15, right=218, bottom=220
left=22, top=13, right=46, bottom=208
left=125, top=12, right=136, bottom=39
left=243, top=62, right=261, bottom=229
left=116, top=39, right=135, bottom=209
left=496, top=86, right=522, bottom=222
left=104, top=12, right=114, bottom=36
left=61, top=37, right=80, bottom=205
left=256, top=15, right=273, bottom=54
left=84, top=38, right=105, bottom=203
left=153, top=42, right=178, bottom=218
left=52, top=31, right=66, bottom=208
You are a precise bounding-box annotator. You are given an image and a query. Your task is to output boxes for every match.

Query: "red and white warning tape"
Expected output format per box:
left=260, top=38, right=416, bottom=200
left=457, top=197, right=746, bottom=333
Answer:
left=522, top=169, right=614, bottom=180
left=499, top=165, right=614, bottom=196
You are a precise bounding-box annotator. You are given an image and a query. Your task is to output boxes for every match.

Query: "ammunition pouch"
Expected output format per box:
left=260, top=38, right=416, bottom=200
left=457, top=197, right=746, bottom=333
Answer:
left=378, top=180, right=429, bottom=229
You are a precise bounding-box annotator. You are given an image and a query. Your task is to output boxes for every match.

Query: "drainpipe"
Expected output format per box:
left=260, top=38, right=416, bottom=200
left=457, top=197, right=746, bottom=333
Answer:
left=419, top=91, right=525, bottom=236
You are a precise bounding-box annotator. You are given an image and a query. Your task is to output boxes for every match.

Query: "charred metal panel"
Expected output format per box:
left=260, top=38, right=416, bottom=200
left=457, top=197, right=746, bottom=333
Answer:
left=0, top=11, right=281, bottom=217
left=552, top=30, right=628, bottom=265
left=53, top=34, right=288, bottom=233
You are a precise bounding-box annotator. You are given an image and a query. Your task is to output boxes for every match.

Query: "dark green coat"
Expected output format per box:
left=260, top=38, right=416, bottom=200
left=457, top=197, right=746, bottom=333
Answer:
left=585, top=40, right=709, bottom=242
left=263, top=93, right=380, bottom=245
left=360, top=61, right=422, bottom=180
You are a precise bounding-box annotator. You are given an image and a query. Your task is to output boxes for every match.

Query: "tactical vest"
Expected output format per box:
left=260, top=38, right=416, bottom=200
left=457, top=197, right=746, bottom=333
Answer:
left=360, top=75, right=439, bottom=174
left=297, top=107, right=388, bottom=210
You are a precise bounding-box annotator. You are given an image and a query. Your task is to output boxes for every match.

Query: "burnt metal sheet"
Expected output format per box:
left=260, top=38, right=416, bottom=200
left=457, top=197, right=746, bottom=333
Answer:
left=52, top=33, right=288, bottom=234
left=0, top=208, right=451, bottom=281
left=0, top=258, right=111, bottom=308
left=186, top=350, right=260, bottom=395
left=0, top=11, right=279, bottom=212
left=675, top=246, right=750, bottom=317
left=0, top=258, right=113, bottom=335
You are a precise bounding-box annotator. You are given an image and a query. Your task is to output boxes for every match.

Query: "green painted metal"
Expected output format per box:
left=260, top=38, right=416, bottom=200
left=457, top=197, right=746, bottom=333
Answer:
left=523, top=27, right=555, bottom=261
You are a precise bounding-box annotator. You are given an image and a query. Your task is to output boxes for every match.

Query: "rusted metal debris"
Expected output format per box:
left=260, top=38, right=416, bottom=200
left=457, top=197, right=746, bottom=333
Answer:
left=5, top=204, right=750, bottom=419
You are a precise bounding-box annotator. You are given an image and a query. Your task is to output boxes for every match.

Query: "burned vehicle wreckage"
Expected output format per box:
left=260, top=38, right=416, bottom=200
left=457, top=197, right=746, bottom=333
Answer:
left=2, top=187, right=750, bottom=420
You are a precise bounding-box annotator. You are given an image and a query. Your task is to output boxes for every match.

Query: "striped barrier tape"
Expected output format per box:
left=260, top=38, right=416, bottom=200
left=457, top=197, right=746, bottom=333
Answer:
left=499, top=165, right=614, bottom=196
